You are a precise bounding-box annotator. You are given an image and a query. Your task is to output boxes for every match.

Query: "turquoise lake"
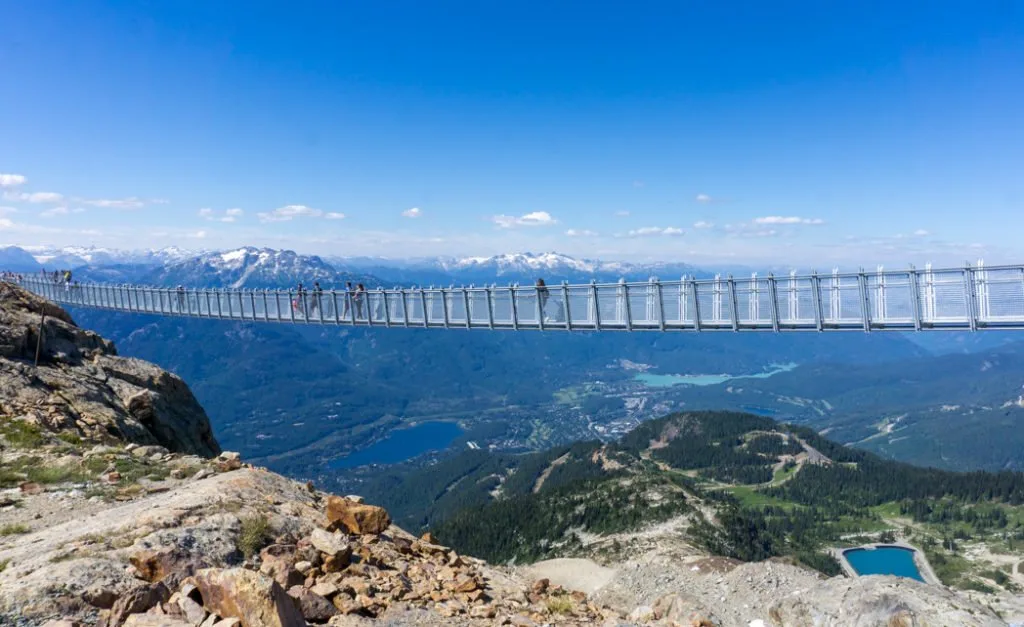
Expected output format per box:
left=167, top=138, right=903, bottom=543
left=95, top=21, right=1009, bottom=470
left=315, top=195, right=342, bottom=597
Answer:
left=843, top=546, right=925, bottom=582
left=635, top=362, right=798, bottom=388
left=331, top=421, right=464, bottom=469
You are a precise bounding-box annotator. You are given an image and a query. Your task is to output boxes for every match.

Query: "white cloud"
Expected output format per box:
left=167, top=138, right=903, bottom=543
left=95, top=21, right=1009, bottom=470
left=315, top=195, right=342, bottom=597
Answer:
left=0, top=218, right=13, bottom=229
left=0, top=174, right=27, bottom=188
left=621, top=226, right=685, bottom=238
left=324, top=212, right=346, bottom=220
left=753, top=216, right=824, bottom=225
left=258, top=204, right=324, bottom=222
left=190, top=230, right=207, bottom=239
left=491, top=211, right=557, bottom=228
left=693, top=220, right=715, bottom=229
left=200, top=207, right=244, bottom=223
left=83, top=197, right=146, bottom=209
left=695, top=193, right=712, bottom=203
left=566, top=229, right=598, bottom=237
left=402, top=207, right=422, bottom=218
left=0, top=206, right=17, bottom=215
left=4, top=191, right=64, bottom=203
left=914, top=229, right=930, bottom=236
left=40, top=206, right=70, bottom=218
left=614, top=210, right=631, bottom=217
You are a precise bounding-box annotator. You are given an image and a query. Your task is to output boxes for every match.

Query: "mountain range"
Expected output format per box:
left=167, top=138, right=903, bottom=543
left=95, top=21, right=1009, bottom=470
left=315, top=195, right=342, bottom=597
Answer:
left=5, top=242, right=1024, bottom=477
left=8, top=245, right=723, bottom=287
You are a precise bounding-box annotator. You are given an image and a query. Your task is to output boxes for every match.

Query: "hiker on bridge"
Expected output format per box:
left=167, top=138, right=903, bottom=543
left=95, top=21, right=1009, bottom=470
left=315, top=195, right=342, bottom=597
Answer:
left=311, top=281, right=322, bottom=316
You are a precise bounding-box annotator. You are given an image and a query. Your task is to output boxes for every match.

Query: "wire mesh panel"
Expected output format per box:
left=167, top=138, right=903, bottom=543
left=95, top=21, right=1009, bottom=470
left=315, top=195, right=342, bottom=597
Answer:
left=774, top=276, right=817, bottom=325
left=731, top=278, right=770, bottom=326
left=564, top=285, right=596, bottom=327
left=819, top=275, right=865, bottom=325
left=627, top=282, right=658, bottom=328
left=870, top=272, right=916, bottom=323
left=978, top=267, right=1024, bottom=321
left=591, top=283, right=627, bottom=327
left=694, top=280, right=733, bottom=327
left=513, top=287, right=541, bottom=326
left=463, top=289, right=487, bottom=326
left=487, top=288, right=513, bottom=326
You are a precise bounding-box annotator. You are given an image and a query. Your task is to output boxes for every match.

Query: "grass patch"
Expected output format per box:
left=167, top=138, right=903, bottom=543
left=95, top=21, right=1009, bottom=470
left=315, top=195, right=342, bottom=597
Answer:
left=237, top=513, right=272, bottom=559
left=724, top=486, right=798, bottom=509
left=924, top=547, right=972, bottom=587
left=959, top=579, right=996, bottom=594
left=545, top=595, right=575, bottom=615
left=26, top=465, right=89, bottom=485
left=0, top=559, right=8, bottom=573
left=56, top=432, right=83, bottom=446
left=0, top=420, right=46, bottom=448
left=0, top=524, right=29, bottom=536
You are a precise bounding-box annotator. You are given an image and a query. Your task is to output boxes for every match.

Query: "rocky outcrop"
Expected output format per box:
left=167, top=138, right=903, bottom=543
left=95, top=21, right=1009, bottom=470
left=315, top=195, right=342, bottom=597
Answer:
left=324, top=496, right=390, bottom=535
left=768, top=575, right=1005, bottom=626
left=0, top=281, right=219, bottom=456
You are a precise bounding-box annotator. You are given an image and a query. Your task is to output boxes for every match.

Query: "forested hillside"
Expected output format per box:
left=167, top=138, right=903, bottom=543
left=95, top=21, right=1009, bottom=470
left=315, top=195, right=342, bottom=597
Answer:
left=384, top=411, right=1024, bottom=594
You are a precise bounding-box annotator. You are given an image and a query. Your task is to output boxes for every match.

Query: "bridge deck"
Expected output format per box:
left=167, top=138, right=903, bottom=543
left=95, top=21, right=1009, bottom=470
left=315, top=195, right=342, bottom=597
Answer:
left=9, top=263, right=1024, bottom=332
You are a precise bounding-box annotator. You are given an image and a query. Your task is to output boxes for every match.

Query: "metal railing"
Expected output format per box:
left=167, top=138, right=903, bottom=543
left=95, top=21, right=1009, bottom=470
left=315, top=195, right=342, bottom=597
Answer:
left=8, top=262, right=1024, bottom=332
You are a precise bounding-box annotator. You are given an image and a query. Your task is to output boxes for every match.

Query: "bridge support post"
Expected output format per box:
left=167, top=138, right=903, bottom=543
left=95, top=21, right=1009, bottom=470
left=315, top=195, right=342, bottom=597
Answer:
left=858, top=270, right=872, bottom=332
left=811, top=271, right=824, bottom=332
left=727, top=276, right=739, bottom=331
left=767, top=274, right=780, bottom=332
left=689, top=277, right=701, bottom=332
left=909, top=265, right=922, bottom=331
left=963, top=264, right=978, bottom=331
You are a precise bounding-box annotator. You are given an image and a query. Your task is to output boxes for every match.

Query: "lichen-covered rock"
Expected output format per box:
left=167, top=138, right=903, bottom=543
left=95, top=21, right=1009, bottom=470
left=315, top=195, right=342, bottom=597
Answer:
left=192, top=568, right=307, bottom=627
left=324, top=497, right=390, bottom=535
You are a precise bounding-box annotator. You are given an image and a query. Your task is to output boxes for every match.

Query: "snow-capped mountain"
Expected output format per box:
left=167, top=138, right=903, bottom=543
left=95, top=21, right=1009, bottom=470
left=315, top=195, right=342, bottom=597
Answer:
left=4, top=243, right=715, bottom=287
left=21, top=245, right=196, bottom=269
left=144, top=247, right=373, bottom=289
left=442, top=252, right=600, bottom=274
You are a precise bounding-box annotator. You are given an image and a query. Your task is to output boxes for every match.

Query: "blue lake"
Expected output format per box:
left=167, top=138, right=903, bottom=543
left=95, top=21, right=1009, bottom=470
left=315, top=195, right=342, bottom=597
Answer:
left=636, top=362, right=798, bottom=388
left=331, top=421, right=464, bottom=469
left=843, top=546, right=925, bottom=582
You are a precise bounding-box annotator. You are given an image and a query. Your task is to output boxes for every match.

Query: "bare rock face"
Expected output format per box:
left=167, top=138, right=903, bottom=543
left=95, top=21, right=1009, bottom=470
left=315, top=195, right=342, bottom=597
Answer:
left=191, top=568, right=307, bottom=627
left=0, top=282, right=219, bottom=457
left=325, top=496, right=390, bottom=535
left=768, top=575, right=1005, bottom=627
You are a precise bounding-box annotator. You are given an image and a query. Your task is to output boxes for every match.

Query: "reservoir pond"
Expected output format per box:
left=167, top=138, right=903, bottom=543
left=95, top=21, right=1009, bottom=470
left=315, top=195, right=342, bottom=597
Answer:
left=331, top=421, right=464, bottom=469
left=843, top=546, right=925, bottom=582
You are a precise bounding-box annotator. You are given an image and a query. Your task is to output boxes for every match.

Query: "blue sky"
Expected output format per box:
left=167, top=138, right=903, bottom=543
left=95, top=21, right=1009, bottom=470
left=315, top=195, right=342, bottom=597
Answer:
left=1, top=1, right=1022, bottom=266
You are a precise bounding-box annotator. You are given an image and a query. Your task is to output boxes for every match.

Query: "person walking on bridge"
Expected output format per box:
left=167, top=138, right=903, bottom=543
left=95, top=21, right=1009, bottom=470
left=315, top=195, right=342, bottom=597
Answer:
left=536, top=278, right=550, bottom=321
left=341, top=281, right=353, bottom=318
left=355, top=283, right=366, bottom=320
left=311, top=281, right=322, bottom=316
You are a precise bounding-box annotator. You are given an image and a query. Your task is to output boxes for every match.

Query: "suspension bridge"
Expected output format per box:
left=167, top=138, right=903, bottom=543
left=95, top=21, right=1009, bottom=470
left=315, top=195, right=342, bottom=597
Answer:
left=7, top=262, right=1024, bottom=333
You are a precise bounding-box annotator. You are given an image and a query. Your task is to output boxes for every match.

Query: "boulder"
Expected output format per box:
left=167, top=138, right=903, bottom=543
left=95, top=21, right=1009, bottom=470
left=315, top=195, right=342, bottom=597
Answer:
left=287, top=586, right=339, bottom=622
left=176, top=594, right=208, bottom=624
left=106, top=583, right=171, bottom=627
left=259, top=544, right=304, bottom=589
left=651, top=593, right=720, bottom=626
left=308, top=530, right=350, bottom=560
left=324, top=497, right=390, bottom=535
left=192, top=568, right=306, bottom=627
left=130, top=548, right=209, bottom=585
